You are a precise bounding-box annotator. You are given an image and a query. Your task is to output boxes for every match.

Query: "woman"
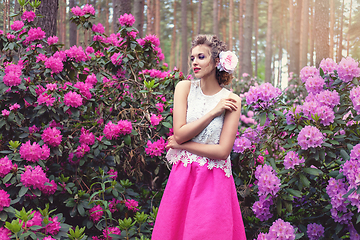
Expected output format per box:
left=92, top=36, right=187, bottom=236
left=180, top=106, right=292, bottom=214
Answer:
left=152, top=35, right=246, bottom=240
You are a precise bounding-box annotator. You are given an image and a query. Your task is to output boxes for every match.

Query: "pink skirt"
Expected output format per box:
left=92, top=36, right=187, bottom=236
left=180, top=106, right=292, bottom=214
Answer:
left=152, top=161, right=246, bottom=240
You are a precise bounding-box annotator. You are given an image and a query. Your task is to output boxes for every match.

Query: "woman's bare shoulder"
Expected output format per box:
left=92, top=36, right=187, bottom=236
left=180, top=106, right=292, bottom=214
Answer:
left=175, top=80, right=191, bottom=93
left=228, top=92, right=241, bottom=103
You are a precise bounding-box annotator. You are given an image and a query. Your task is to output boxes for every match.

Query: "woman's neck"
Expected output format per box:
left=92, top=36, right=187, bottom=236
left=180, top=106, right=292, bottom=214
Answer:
left=200, top=75, right=221, bottom=96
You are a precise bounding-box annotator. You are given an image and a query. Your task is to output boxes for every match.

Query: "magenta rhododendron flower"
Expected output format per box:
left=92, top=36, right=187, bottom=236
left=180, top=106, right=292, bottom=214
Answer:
left=316, top=90, right=340, bottom=108
left=37, top=93, right=55, bottom=106
left=92, top=23, right=104, bottom=34
left=23, top=211, right=43, bottom=228
left=233, top=137, right=251, bottom=153
left=108, top=169, right=117, bottom=180
left=245, top=83, right=281, bottom=108
left=36, top=53, right=47, bottom=62
left=71, top=6, right=84, bottom=16
left=145, top=138, right=166, bottom=157
left=143, top=34, right=160, bottom=47
left=9, top=103, right=20, bottom=111
left=20, top=141, right=48, bottom=162
left=300, top=66, right=319, bottom=83
left=103, top=227, right=121, bottom=240
left=118, top=13, right=135, bottom=26
left=109, top=198, right=121, bottom=213
left=252, top=195, right=273, bottom=221
left=2, top=109, right=10, bottom=117
left=267, top=219, right=295, bottom=240
left=283, top=151, right=305, bottom=169
left=22, top=11, right=36, bottom=22
left=307, top=223, right=325, bottom=240
left=21, top=165, right=48, bottom=190
left=10, top=20, right=24, bottom=31
left=0, top=189, right=10, bottom=211
left=65, top=45, right=87, bottom=62
left=75, top=144, right=90, bottom=158
left=150, top=114, right=163, bottom=126
left=103, top=120, right=132, bottom=140
left=139, top=69, right=169, bottom=79
left=85, top=73, right=97, bottom=86
left=46, top=83, right=57, bottom=91
left=0, top=156, right=13, bottom=177
left=255, top=164, right=280, bottom=196
left=350, top=86, right=360, bottom=114
left=42, top=179, right=57, bottom=195
left=25, top=27, right=46, bottom=43
left=74, top=82, right=92, bottom=99
left=337, top=57, right=360, bottom=83
left=3, top=64, right=22, bottom=86
left=79, top=127, right=95, bottom=145
left=110, top=52, right=122, bottom=66
left=47, top=36, right=58, bottom=45
left=45, top=216, right=61, bottom=235
left=305, top=76, right=325, bottom=94
left=297, top=126, right=324, bottom=150
left=125, top=199, right=139, bottom=211
left=83, top=4, right=95, bottom=15
left=0, top=227, right=11, bottom=240
left=42, top=127, right=62, bottom=147
left=64, top=91, right=83, bottom=107
left=89, top=205, right=103, bottom=222
left=45, top=56, right=63, bottom=74
left=319, top=58, right=337, bottom=74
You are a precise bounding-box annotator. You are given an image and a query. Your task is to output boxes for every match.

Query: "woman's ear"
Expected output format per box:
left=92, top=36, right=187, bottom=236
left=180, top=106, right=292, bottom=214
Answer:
left=215, top=58, right=220, bottom=66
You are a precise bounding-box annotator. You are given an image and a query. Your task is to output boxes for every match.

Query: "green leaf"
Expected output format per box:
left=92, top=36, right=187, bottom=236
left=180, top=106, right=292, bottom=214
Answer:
left=286, top=188, right=302, bottom=198
left=124, top=134, right=131, bottom=145
left=259, top=112, right=267, bottom=126
left=303, top=167, right=323, bottom=176
left=77, top=204, right=85, bottom=216
left=19, top=186, right=29, bottom=198
left=2, top=173, right=12, bottom=184
left=161, top=121, right=172, bottom=128
left=299, top=174, right=310, bottom=187
left=340, top=149, right=350, bottom=160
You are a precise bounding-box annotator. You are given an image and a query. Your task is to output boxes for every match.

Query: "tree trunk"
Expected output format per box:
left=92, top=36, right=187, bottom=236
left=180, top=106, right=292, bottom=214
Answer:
left=221, top=0, right=227, bottom=44
left=191, top=0, right=194, bottom=39
left=337, top=0, right=345, bottom=62
left=196, top=0, right=202, bottom=35
left=315, top=0, right=330, bottom=66
left=146, top=0, right=153, bottom=35
left=37, top=0, right=59, bottom=38
left=347, top=0, right=352, bottom=56
left=69, top=0, right=77, bottom=47
left=213, top=0, right=219, bottom=36
left=238, top=0, right=244, bottom=77
left=181, top=0, right=188, bottom=74
left=309, top=0, right=315, bottom=66
left=300, top=0, right=308, bottom=68
left=105, top=0, right=110, bottom=35
left=154, top=0, right=160, bottom=38
left=133, top=0, right=145, bottom=37
left=62, top=0, right=67, bottom=47
left=170, top=0, right=177, bottom=70
left=228, top=0, right=233, bottom=50
left=292, top=0, right=301, bottom=75
left=242, top=0, right=254, bottom=76
left=265, top=0, right=273, bottom=83
left=113, top=0, right=131, bottom=31
left=288, top=0, right=294, bottom=73
left=254, top=0, right=258, bottom=77
left=329, top=0, right=334, bottom=59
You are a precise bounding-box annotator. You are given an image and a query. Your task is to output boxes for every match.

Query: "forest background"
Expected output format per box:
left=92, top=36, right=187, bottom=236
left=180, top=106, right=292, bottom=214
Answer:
left=1, top=0, right=359, bottom=86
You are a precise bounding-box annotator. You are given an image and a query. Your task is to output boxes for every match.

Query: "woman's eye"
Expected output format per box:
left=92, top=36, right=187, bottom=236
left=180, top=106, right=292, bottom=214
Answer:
left=199, top=55, right=205, bottom=59
left=190, top=57, right=194, bottom=61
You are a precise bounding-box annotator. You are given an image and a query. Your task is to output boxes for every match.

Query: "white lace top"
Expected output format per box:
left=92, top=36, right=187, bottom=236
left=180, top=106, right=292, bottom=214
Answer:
left=166, top=79, right=233, bottom=177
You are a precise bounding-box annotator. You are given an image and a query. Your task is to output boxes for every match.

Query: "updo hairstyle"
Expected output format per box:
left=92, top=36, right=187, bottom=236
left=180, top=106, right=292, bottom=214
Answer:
left=190, top=35, right=233, bottom=85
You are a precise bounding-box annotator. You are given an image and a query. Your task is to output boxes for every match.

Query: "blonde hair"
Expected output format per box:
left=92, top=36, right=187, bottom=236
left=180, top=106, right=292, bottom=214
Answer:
left=190, top=35, right=233, bottom=85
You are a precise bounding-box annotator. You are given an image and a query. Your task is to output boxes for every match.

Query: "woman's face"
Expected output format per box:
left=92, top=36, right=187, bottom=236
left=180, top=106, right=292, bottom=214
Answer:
left=190, top=45, right=216, bottom=79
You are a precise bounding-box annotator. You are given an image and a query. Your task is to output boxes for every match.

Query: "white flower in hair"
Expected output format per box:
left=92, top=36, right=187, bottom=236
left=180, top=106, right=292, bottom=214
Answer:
left=217, top=51, right=238, bottom=74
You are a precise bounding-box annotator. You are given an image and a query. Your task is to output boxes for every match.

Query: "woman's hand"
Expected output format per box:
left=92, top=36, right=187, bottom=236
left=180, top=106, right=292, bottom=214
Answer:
left=210, top=97, right=238, bottom=117
left=166, top=135, right=182, bottom=150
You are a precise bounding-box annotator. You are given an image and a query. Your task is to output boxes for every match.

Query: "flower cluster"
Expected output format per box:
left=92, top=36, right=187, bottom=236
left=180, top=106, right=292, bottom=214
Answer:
left=304, top=76, right=325, bottom=94
left=19, top=141, right=50, bottom=162
left=233, top=137, right=251, bottom=153
left=118, top=13, right=135, bottom=27
left=307, top=223, right=325, bottom=240
left=145, top=138, right=166, bottom=157
left=45, top=56, right=63, bottom=74
left=89, top=205, right=103, bottom=222
left=0, top=156, right=13, bottom=177
left=92, top=23, right=105, bottom=34
left=283, top=151, right=305, bottom=169
left=139, top=69, right=170, bottom=79
left=110, top=52, right=122, bottom=65
left=21, top=11, right=36, bottom=22
left=42, top=127, right=62, bottom=147
left=350, top=86, right=360, bottom=114
left=252, top=195, right=273, bottom=221
left=65, top=45, right=87, bottom=62
left=297, top=126, right=323, bottom=150
left=21, top=166, right=57, bottom=194
left=3, top=63, right=22, bottom=86
left=267, top=219, right=295, bottom=240
left=0, top=189, right=10, bottom=211
left=326, top=178, right=353, bottom=224
left=45, top=216, right=61, bottom=235
left=11, top=21, right=24, bottom=31
left=47, top=36, right=58, bottom=45
left=79, top=128, right=95, bottom=145
left=25, top=27, right=46, bottom=44
left=71, top=4, right=95, bottom=16
left=340, top=143, right=360, bottom=189
left=337, top=57, right=360, bottom=83
left=64, top=91, right=83, bottom=107
left=300, top=66, right=319, bottom=83
left=319, top=58, right=337, bottom=74
left=245, top=83, right=281, bottom=108
left=125, top=199, right=139, bottom=212
left=103, top=120, right=132, bottom=140
left=150, top=114, right=163, bottom=126
left=103, top=227, right=121, bottom=240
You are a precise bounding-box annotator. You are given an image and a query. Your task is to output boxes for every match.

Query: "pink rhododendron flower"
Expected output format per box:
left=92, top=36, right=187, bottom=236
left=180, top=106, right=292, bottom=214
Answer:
left=45, top=216, right=61, bottom=235
left=316, top=90, right=340, bottom=108
left=0, top=156, right=13, bottom=177
left=3, top=64, right=22, bottom=86
left=21, top=165, right=48, bottom=190
left=143, top=34, right=160, bottom=47
left=118, top=13, right=135, bottom=26
left=9, top=103, right=20, bottom=111
left=305, top=75, right=325, bottom=94
left=350, top=86, right=360, bottom=114
left=139, top=69, right=170, bottom=79
left=89, top=205, right=103, bottom=222
left=36, top=53, right=48, bottom=62
left=24, top=211, right=43, bottom=228
left=22, top=11, right=36, bottom=22
left=1, top=109, right=10, bottom=117
left=0, top=227, right=11, bottom=240
left=297, top=126, right=324, bottom=150
left=283, top=151, right=305, bottom=169
left=83, top=4, right=95, bottom=15
left=42, top=179, right=57, bottom=195
left=0, top=189, right=10, bottom=211
left=145, top=138, right=166, bottom=157
left=92, top=23, right=105, bottom=34
left=103, top=227, right=121, bottom=240
left=42, top=127, right=62, bottom=147
left=47, top=36, right=58, bottom=45
left=75, top=144, right=90, bottom=158
left=45, top=56, right=63, bottom=74
left=37, top=93, right=55, bottom=106
left=307, top=223, right=325, bottom=240
left=267, top=219, right=295, bottom=240
left=128, top=31, right=137, bottom=39
left=103, top=120, right=132, bottom=140
left=337, top=57, right=360, bottom=83
left=79, top=128, right=95, bottom=145
left=111, top=52, right=122, bottom=65
left=245, top=83, right=281, bottom=108
left=71, top=6, right=84, bottom=16
left=74, top=82, right=92, bottom=99
left=252, top=195, right=273, bottom=221
left=65, top=45, right=87, bottom=62
left=319, top=58, right=337, bottom=74
left=156, top=102, right=165, bottom=113
left=20, top=141, right=48, bottom=162
left=64, top=91, right=83, bottom=107
left=125, top=199, right=139, bottom=211
left=150, top=114, right=163, bottom=126
left=109, top=198, right=121, bottom=213
left=6, top=33, right=15, bottom=41
left=108, top=169, right=117, bottom=179
left=25, top=27, right=46, bottom=43
left=85, top=73, right=97, bottom=86
left=11, top=20, right=24, bottom=31
left=255, top=164, right=281, bottom=196
left=300, top=66, right=319, bottom=83
left=233, top=137, right=251, bottom=153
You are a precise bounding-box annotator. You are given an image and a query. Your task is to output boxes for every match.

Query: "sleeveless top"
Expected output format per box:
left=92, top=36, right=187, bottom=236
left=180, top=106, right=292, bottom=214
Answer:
left=166, top=79, right=232, bottom=177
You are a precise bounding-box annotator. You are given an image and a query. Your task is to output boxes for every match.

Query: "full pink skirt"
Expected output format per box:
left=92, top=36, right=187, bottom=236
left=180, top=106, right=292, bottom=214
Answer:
left=152, top=162, right=246, bottom=240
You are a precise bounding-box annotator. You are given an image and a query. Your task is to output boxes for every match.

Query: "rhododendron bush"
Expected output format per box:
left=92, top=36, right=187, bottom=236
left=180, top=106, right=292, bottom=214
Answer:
left=0, top=1, right=182, bottom=239
left=233, top=58, right=360, bottom=239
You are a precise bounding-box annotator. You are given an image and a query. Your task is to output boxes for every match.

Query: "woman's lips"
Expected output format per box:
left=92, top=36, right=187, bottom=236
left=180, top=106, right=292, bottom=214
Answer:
left=193, top=68, right=200, bottom=73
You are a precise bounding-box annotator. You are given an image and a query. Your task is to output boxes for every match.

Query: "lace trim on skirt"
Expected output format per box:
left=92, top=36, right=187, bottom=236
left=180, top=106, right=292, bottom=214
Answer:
left=166, top=148, right=232, bottom=178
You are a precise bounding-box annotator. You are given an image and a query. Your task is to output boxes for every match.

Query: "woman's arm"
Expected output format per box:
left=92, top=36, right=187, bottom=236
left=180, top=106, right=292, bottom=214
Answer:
left=173, top=81, right=238, bottom=145
left=168, top=92, right=242, bottom=160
